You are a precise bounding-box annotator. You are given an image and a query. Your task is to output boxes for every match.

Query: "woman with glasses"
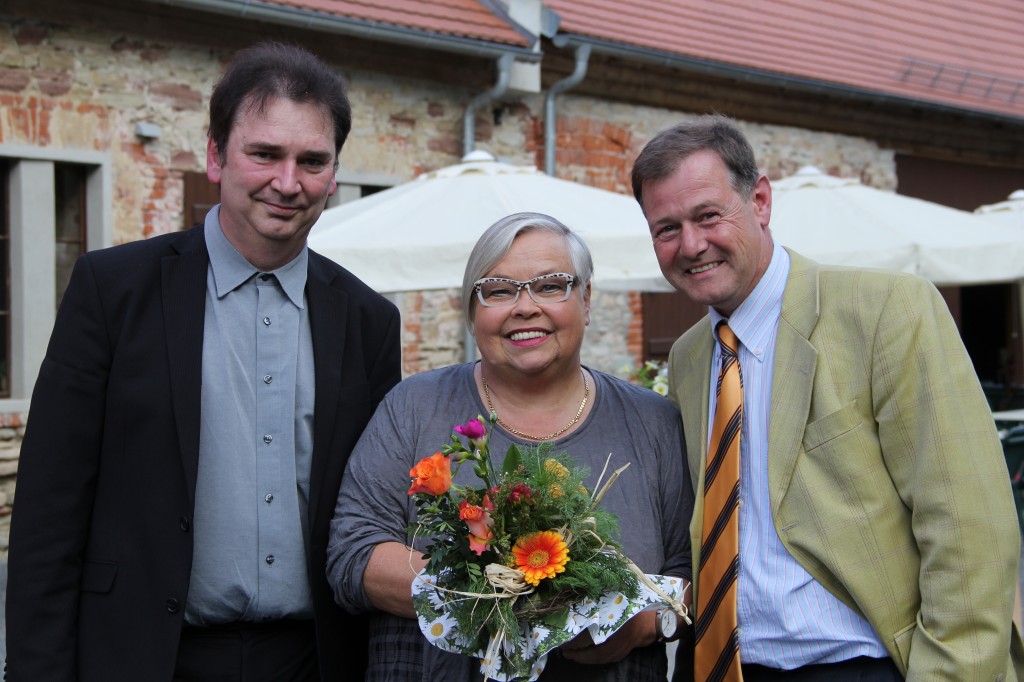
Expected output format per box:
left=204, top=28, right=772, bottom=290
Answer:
left=327, top=212, right=694, bottom=681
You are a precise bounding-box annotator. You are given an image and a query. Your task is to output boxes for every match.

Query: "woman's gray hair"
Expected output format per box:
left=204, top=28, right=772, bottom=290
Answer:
left=461, top=211, right=594, bottom=327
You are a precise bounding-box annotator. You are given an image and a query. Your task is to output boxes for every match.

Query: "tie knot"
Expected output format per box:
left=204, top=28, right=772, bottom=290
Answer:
left=716, top=322, right=738, bottom=356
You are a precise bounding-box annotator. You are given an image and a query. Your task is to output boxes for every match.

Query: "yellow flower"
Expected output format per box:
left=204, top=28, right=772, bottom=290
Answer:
left=545, top=460, right=572, bottom=498
left=544, top=459, right=570, bottom=480
left=512, top=530, right=570, bottom=586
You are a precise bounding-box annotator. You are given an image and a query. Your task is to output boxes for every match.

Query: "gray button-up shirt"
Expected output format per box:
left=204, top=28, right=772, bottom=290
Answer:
left=184, top=208, right=315, bottom=625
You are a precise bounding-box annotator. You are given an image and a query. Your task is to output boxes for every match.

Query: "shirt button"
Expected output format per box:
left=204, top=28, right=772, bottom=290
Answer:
left=265, top=493, right=273, bottom=504
left=263, top=316, right=271, bottom=325
left=266, top=555, right=275, bottom=565
left=263, top=375, right=273, bottom=384
left=263, top=434, right=273, bottom=444
left=179, top=516, right=190, bottom=532
left=166, top=598, right=180, bottom=613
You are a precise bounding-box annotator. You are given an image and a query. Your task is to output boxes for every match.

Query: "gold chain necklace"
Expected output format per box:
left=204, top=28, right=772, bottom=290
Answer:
left=481, top=368, right=589, bottom=441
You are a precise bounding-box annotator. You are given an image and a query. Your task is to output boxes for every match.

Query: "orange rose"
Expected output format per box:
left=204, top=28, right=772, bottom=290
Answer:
left=459, top=497, right=495, bottom=555
left=468, top=528, right=494, bottom=555
left=458, top=499, right=487, bottom=531
left=408, top=452, right=452, bottom=497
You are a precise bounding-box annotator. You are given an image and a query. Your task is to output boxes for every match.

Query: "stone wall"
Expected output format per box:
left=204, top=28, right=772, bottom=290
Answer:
left=0, top=6, right=897, bottom=554
left=0, top=414, right=24, bottom=555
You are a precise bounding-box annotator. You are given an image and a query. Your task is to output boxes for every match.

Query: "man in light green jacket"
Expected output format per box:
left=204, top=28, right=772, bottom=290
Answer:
left=632, top=114, right=1024, bottom=681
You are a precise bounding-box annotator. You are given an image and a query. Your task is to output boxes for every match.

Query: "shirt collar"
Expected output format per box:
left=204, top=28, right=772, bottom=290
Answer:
left=204, top=206, right=308, bottom=309
left=709, top=239, right=789, bottom=362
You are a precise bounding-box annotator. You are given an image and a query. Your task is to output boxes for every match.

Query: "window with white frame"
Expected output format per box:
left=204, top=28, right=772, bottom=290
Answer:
left=0, top=147, right=111, bottom=408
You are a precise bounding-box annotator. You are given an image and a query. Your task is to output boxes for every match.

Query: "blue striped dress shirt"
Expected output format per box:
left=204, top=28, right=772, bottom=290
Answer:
left=706, top=240, right=888, bottom=668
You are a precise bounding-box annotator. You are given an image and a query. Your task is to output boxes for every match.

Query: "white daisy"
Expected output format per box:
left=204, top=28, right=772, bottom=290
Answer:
left=421, top=611, right=459, bottom=647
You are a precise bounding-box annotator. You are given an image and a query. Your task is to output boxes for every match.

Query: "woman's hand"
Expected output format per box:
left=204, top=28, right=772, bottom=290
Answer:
left=363, top=541, right=428, bottom=618
left=559, top=609, right=658, bottom=664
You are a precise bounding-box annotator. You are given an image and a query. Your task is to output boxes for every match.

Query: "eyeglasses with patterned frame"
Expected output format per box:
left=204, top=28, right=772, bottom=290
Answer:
left=473, top=272, right=577, bottom=307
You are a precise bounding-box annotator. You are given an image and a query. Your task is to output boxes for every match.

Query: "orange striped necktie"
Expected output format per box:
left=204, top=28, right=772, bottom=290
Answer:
left=695, top=321, right=743, bottom=682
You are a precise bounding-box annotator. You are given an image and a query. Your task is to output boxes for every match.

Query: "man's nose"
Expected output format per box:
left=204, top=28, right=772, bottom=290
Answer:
left=271, top=160, right=301, bottom=195
left=678, top=224, right=707, bottom=259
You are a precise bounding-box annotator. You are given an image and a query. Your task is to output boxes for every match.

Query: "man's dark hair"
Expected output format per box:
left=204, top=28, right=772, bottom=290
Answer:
left=208, top=42, right=352, bottom=163
left=631, top=114, right=759, bottom=209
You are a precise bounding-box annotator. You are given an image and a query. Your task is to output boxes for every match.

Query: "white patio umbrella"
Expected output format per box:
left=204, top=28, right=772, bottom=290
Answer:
left=309, top=151, right=671, bottom=294
left=769, top=167, right=1024, bottom=285
left=975, top=189, right=1024, bottom=230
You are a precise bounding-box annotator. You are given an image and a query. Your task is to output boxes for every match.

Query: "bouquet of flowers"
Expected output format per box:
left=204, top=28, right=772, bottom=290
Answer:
left=407, top=414, right=688, bottom=681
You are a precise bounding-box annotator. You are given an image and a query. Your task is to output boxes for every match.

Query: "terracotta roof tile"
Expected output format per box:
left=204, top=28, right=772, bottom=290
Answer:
left=545, top=0, right=1024, bottom=118
left=265, top=0, right=531, bottom=46
left=251, top=0, right=1023, bottom=118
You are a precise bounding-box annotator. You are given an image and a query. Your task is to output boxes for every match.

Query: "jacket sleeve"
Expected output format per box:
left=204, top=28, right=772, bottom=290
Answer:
left=873, top=277, right=1019, bottom=680
left=368, top=302, right=402, bottom=403
left=6, top=255, right=112, bottom=679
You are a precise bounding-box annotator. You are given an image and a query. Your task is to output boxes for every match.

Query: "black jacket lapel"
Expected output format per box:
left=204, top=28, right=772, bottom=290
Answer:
left=161, top=229, right=209, bottom=507
left=306, top=258, right=348, bottom=527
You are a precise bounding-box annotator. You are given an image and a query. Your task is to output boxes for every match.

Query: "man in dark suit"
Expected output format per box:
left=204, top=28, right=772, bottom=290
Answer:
left=5, top=42, right=401, bottom=681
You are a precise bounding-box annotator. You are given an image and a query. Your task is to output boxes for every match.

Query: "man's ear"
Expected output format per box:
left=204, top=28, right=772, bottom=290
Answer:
left=206, top=138, right=223, bottom=185
left=752, top=174, right=772, bottom=229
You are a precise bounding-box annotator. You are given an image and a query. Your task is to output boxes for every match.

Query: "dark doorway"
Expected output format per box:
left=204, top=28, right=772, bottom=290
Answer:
left=183, top=171, right=219, bottom=229
left=895, top=154, right=1024, bottom=392
left=641, top=291, right=707, bottom=361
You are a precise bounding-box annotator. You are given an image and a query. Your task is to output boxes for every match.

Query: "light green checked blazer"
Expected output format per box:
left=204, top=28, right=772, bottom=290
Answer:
left=669, top=249, right=1024, bottom=681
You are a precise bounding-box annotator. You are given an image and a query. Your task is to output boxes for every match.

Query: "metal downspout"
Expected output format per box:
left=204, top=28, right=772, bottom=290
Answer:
left=464, top=53, right=516, bottom=156
left=544, top=44, right=591, bottom=177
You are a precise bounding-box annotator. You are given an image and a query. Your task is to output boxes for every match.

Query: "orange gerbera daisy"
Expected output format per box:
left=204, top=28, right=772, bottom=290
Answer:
left=512, top=531, right=570, bottom=586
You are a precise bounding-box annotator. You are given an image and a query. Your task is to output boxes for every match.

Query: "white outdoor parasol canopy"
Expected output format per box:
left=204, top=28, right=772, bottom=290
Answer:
left=770, top=167, right=1024, bottom=286
left=309, top=151, right=672, bottom=293
left=975, top=189, right=1024, bottom=230
left=309, top=161, right=1024, bottom=295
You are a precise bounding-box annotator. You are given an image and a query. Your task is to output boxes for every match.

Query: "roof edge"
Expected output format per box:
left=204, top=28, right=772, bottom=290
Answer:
left=142, top=0, right=542, bottom=61
left=552, top=33, right=1024, bottom=125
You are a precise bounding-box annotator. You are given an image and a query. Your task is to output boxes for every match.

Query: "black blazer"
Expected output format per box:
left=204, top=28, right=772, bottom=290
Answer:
left=5, top=226, right=401, bottom=681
